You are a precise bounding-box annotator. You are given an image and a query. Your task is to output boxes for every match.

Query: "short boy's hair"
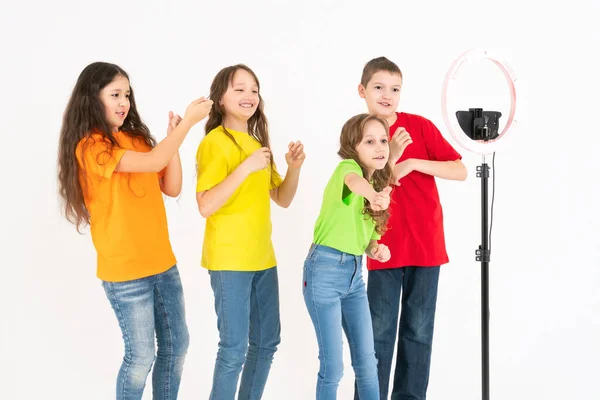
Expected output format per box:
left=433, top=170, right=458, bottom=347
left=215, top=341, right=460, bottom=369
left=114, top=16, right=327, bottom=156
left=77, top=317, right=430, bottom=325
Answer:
left=361, top=57, right=403, bottom=86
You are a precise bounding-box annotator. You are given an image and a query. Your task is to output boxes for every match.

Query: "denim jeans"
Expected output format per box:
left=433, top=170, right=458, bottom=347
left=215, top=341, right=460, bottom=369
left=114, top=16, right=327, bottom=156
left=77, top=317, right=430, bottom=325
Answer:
left=102, top=265, right=190, bottom=400
left=208, top=267, right=281, bottom=400
left=303, top=244, right=379, bottom=400
left=354, top=266, right=440, bottom=400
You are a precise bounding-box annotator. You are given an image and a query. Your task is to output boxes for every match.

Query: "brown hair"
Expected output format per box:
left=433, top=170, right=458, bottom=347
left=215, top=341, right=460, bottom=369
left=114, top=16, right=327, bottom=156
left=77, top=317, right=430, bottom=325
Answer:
left=338, top=114, right=393, bottom=234
left=204, top=64, right=278, bottom=186
left=360, top=57, right=403, bottom=87
left=57, top=62, right=154, bottom=232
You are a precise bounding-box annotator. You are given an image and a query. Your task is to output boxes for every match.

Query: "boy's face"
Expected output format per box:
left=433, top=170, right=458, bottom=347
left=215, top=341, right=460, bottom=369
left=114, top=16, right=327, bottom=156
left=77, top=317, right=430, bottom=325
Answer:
left=358, top=70, right=402, bottom=121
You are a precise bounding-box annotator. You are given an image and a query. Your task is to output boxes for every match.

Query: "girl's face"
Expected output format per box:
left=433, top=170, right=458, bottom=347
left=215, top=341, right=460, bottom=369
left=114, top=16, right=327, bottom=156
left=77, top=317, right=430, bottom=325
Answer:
left=220, top=69, right=259, bottom=123
left=355, top=119, right=390, bottom=176
left=99, top=75, right=130, bottom=132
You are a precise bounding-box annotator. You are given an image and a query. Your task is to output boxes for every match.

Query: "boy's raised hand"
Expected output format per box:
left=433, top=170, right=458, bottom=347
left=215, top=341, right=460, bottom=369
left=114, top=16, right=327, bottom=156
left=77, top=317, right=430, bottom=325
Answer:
left=390, top=127, right=412, bottom=162
left=285, top=141, right=306, bottom=169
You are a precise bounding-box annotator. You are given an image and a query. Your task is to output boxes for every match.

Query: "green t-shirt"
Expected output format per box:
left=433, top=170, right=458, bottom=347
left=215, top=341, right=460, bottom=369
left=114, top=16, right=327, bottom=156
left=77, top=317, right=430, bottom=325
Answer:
left=313, top=159, right=380, bottom=255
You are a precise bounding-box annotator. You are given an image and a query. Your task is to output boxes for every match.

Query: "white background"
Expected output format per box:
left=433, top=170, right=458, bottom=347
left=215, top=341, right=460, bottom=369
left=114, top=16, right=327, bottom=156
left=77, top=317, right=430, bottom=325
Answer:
left=2, top=0, right=599, bottom=399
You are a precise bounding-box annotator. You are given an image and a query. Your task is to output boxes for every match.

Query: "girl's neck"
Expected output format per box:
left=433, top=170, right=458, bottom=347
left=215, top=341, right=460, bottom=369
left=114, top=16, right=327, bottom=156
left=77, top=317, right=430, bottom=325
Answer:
left=222, top=115, right=249, bottom=133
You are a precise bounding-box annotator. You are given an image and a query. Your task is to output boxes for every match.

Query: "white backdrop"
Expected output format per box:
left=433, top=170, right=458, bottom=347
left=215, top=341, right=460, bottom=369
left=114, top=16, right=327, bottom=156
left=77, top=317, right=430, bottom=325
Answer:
left=2, top=0, right=599, bottom=399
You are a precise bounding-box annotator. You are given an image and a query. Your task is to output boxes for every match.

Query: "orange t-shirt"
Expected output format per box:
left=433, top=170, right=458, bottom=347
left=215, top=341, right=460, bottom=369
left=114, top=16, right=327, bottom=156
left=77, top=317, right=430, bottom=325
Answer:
left=76, top=132, right=176, bottom=282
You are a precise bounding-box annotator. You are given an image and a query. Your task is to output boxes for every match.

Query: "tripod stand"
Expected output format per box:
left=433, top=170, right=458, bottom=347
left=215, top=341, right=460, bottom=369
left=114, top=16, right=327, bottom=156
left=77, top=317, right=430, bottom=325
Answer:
left=476, top=156, right=491, bottom=400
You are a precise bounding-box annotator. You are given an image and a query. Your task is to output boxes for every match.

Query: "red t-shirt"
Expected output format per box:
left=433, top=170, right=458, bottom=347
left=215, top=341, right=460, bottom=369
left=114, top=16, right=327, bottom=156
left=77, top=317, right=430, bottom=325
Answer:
left=367, top=112, right=462, bottom=270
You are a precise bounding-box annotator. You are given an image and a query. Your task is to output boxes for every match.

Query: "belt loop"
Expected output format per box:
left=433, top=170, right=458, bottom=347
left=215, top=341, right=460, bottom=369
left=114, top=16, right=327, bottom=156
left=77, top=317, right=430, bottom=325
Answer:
left=308, top=243, right=318, bottom=259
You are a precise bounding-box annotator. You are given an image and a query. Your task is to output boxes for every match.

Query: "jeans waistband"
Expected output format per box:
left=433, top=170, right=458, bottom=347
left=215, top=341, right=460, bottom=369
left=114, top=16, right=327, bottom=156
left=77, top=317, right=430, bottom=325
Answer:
left=308, top=243, right=362, bottom=263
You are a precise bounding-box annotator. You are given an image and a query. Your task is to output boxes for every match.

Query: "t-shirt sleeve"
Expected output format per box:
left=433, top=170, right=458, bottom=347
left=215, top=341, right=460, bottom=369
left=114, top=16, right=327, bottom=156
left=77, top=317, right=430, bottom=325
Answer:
left=76, top=136, right=126, bottom=180
left=270, top=161, right=283, bottom=190
left=328, top=159, right=363, bottom=206
left=422, top=118, right=462, bottom=162
left=196, top=136, right=229, bottom=192
left=370, top=229, right=381, bottom=241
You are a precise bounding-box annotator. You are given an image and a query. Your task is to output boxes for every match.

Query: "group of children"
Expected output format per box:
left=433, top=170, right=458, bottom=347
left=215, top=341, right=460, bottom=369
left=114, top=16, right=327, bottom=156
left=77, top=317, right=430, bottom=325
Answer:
left=57, top=57, right=466, bottom=400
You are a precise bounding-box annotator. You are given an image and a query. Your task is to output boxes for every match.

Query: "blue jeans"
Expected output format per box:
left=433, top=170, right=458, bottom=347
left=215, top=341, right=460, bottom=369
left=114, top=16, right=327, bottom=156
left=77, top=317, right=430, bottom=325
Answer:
left=354, top=266, right=440, bottom=400
left=102, top=265, right=190, bottom=400
left=303, top=244, right=379, bottom=400
left=208, top=267, right=281, bottom=400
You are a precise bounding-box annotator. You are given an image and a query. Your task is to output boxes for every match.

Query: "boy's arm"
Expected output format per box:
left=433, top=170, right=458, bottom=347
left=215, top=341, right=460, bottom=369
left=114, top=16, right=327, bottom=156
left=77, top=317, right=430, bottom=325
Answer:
left=393, top=158, right=467, bottom=183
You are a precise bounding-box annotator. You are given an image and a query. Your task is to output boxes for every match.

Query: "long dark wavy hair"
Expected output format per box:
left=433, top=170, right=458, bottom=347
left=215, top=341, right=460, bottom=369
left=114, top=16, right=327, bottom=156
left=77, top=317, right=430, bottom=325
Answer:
left=204, top=64, right=278, bottom=186
left=57, top=62, right=155, bottom=232
left=338, top=114, right=393, bottom=234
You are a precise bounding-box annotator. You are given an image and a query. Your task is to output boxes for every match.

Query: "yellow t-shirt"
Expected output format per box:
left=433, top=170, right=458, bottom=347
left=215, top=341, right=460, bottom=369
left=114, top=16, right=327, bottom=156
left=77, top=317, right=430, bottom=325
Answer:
left=196, top=126, right=283, bottom=271
left=76, top=132, right=176, bottom=282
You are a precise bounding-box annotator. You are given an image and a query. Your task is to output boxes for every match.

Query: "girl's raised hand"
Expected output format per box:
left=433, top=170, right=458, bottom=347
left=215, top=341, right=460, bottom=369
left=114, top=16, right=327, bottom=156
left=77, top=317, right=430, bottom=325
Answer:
left=285, top=141, right=306, bottom=169
left=167, top=111, right=182, bottom=135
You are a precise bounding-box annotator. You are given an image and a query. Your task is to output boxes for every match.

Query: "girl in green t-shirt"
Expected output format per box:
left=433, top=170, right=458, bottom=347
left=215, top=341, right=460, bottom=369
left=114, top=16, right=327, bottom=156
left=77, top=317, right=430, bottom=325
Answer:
left=303, top=114, right=394, bottom=400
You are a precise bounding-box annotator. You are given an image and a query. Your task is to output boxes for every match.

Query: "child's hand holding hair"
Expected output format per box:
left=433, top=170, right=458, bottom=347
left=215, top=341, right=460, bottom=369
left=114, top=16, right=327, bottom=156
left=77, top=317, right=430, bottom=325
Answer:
left=182, top=97, right=213, bottom=126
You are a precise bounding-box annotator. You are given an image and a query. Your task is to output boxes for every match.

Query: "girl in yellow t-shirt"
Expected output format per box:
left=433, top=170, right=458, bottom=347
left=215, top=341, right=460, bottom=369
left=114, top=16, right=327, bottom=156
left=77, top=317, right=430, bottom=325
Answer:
left=57, top=62, right=212, bottom=400
left=196, top=64, right=305, bottom=399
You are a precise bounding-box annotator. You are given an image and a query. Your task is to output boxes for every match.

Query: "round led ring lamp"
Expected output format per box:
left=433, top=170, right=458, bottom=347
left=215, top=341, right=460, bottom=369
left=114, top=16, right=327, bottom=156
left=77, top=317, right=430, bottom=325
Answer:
left=441, top=49, right=519, bottom=400
left=442, top=48, right=518, bottom=154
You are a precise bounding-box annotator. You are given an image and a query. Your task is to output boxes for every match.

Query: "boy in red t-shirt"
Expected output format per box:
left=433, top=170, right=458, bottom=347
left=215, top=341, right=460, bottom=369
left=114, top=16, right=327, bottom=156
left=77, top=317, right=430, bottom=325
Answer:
left=354, top=57, right=467, bottom=400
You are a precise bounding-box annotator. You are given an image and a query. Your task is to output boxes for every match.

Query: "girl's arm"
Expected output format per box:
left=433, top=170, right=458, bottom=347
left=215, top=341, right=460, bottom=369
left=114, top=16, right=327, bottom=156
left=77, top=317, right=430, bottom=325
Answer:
left=159, top=112, right=183, bottom=197
left=270, top=141, right=305, bottom=208
left=197, top=147, right=270, bottom=218
left=366, top=240, right=391, bottom=262
left=116, top=98, right=212, bottom=173
left=344, top=173, right=392, bottom=211
left=344, top=173, right=378, bottom=203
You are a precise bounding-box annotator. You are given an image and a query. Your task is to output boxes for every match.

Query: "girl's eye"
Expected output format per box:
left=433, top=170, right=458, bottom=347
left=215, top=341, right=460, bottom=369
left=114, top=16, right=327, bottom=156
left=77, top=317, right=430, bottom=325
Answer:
left=366, top=140, right=374, bottom=144
left=236, top=89, right=243, bottom=92
left=374, top=86, right=382, bottom=90
left=252, top=90, right=258, bottom=94
left=393, top=88, right=400, bottom=92
left=382, top=139, right=388, bottom=144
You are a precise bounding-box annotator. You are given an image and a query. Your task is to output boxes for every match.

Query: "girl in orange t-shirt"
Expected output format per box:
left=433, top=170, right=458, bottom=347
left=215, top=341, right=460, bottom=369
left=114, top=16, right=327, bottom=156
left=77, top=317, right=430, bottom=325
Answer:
left=57, top=62, right=212, bottom=400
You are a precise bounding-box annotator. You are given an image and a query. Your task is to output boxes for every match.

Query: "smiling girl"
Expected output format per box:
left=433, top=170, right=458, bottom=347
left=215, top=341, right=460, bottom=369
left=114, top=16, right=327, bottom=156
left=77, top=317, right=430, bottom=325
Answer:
left=57, top=61, right=212, bottom=400
left=195, top=64, right=305, bottom=400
